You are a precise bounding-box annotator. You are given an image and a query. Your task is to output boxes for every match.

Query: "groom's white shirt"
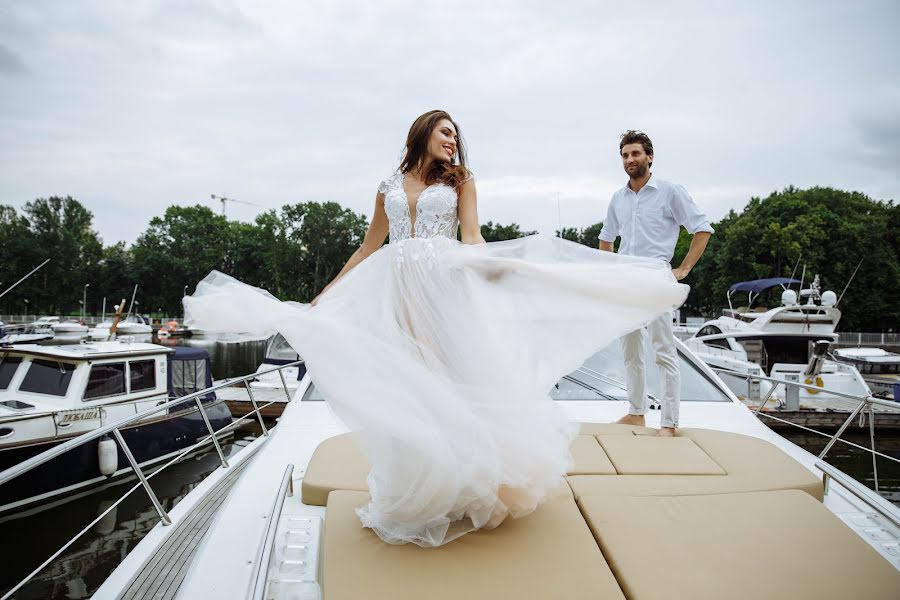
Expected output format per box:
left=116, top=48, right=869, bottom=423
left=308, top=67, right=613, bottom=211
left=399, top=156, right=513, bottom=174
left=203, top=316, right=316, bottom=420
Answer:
left=599, top=175, right=713, bottom=263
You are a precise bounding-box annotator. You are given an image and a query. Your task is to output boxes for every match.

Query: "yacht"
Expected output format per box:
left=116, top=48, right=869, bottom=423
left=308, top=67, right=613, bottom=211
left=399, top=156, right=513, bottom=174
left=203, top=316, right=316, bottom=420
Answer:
left=62, top=338, right=900, bottom=599
left=833, top=347, right=900, bottom=400
left=50, top=319, right=89, bottom=339
left=685, top=277, right=870, bottom=407
left=217, top=333, right=307, bottom=418
left=0, top=342, right=231, bottom=514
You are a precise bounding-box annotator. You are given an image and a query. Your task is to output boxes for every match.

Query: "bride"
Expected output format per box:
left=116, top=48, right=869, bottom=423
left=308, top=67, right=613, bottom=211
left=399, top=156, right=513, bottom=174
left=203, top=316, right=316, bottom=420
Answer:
left=184, top=109, right=688, bottom=547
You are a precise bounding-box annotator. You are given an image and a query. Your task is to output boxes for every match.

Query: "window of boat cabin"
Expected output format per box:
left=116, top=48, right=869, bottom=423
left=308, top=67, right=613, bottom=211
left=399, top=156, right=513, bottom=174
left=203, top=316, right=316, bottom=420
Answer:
left=702, top=337, right=731, bottom=350
left=760, top=337, right=814, bottom=371
left=84, top=362, right=126, bottom=400
left=19, top=359, right=76, bottom=396
left=0, top=356, right=23, bottom=390
left=129, top=360, right=156, bottom=392
left=697, top=325, right=722, bottom=338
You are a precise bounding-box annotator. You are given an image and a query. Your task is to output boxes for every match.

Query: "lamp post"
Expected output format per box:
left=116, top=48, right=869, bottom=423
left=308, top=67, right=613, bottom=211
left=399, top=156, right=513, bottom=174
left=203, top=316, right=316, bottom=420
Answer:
left=23, top=298, right=29, bottom=322
left=82, top=284, right=90, bottom=320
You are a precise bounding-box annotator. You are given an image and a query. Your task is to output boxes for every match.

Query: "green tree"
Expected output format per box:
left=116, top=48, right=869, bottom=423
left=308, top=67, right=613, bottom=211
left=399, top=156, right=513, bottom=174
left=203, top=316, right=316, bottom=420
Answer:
left=689, top=187, right=898, bottom=330
left=0, top=205, right=40, bottom=317
left=481, top=221, right=536, bottom=242
left=131, top=205, right=233, bottom=314
left=21, top=197, right=102, bottom=315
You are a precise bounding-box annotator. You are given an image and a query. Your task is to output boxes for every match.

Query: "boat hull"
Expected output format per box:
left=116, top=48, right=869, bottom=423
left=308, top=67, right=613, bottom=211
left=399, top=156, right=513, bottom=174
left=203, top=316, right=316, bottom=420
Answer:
left=0, top=401, right=232, bottom=513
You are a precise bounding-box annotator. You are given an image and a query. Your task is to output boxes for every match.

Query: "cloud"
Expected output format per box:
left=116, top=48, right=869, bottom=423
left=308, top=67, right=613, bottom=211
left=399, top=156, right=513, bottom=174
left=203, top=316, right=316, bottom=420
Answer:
left=0, top=44, right=27, bottom=75
left=0, top=0, right=898, bottom=245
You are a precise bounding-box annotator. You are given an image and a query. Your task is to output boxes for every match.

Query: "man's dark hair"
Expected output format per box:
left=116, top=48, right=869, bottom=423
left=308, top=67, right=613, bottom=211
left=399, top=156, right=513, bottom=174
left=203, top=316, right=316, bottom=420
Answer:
left=619, top=130, right=654, bottom=167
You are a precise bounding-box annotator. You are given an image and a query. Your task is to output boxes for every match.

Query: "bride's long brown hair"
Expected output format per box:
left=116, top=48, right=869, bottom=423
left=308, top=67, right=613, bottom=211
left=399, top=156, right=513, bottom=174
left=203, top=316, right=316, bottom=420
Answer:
left=398, top=110, right=471, bottom=189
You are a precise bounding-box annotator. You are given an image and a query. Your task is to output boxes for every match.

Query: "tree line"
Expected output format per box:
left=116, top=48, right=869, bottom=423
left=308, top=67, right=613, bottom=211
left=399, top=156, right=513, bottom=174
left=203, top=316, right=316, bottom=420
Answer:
left=1, top=187, right=896, bottom=331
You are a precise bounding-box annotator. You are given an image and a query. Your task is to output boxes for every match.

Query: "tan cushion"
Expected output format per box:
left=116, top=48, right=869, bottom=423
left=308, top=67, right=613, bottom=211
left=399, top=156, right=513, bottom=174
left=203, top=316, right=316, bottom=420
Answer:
left=568, top=434, right=616, bottom=475
left=579, top=422, right=657, bottom=436
left=596, top=434, right=726, bottom=475
left=568, top=428, right=824, bottom=501
left=301, top=433, right=368, bottom=506
left=323, top=490, right=625, bottom=600
left=577, top=490, right=900, bottom=600
left=304, top=433, right=595, bottom=506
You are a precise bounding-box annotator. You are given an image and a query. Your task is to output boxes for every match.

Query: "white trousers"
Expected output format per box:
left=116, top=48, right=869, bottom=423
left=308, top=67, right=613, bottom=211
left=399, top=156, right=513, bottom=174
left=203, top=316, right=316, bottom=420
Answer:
left=622, top=314, right=680, bottom=428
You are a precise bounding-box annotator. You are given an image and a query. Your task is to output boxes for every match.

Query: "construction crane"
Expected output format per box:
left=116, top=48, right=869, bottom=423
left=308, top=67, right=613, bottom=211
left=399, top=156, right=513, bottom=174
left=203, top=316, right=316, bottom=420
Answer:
left=211, top=194, right=261, bottom=217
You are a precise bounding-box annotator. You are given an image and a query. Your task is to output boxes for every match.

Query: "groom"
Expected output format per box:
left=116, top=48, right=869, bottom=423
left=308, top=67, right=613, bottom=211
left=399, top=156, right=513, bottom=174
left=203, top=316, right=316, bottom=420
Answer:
left=598, top=130, right=713, bottom=436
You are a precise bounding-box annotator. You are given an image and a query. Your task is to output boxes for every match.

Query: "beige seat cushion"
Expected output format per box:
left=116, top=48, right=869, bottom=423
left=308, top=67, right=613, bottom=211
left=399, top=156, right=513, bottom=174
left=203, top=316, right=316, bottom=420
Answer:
left=568, top=434, right=616, bottom=475
left=323, top=490, right=626, bottom=600
left=577, top=490, right=900, bottom=599
left=301, top=433, right=368, bottom=506
left=596, top=434, right=726, bottom=475
left=303, top=433, right=604, bottom=506
left=569, top=427, right=824, bottom=501
left=579, top=422, right=657, bottom=436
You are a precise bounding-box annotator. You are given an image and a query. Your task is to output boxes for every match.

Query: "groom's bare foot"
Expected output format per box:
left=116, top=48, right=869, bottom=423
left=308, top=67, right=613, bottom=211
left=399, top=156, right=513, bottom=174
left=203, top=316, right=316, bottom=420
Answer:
left=616, top=414, right=645, bottom=427
left=658, top=427, right=677, bottom=437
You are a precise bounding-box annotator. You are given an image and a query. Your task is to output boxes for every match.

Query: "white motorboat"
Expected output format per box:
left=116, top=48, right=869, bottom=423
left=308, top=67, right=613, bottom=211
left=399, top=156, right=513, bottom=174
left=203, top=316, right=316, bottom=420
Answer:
left=217, top=334, right=306, bottom=417
left=685, top=277, right=871, bottom=407
left=50, top=320, right=88, bottom=338
left=68, top=339, right=900, bottom=600
left=0, top=342, right=231, bottom=514
left=833, top=347, right=900, bottom=400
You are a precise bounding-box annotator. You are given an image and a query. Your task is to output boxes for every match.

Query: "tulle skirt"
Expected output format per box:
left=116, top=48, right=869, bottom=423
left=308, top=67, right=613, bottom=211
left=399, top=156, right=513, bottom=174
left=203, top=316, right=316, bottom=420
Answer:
left=184, top=234, right=688, bottom=546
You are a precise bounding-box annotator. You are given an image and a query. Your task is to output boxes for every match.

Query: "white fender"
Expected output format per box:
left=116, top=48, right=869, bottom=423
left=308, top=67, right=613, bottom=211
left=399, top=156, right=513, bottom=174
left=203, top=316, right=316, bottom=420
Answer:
left=98, top=436, right=118, bottom=476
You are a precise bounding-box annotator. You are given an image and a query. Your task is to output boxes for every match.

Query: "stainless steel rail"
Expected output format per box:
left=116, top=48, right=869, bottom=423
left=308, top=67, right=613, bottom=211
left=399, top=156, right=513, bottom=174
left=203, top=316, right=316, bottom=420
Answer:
left=0, top=360, right=303, bottom=600
left=249, top=464, right=295, bottom=600
left=710, top=366, right=900, bottom=502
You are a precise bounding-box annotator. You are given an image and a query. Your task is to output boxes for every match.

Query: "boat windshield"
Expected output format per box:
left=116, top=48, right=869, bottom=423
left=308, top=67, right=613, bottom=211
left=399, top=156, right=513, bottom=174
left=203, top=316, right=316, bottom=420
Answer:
left=19, top=359, right=77, bottom=397
left=0, top=356, right=23, bottom=390
left=301, top=341, right=732, bottom=403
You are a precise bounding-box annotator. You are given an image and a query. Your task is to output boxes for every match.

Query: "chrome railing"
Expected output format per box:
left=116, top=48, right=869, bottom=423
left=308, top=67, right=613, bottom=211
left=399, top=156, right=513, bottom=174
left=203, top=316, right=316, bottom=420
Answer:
left=250, top=463, right=295, bottom=600
left=0, top=359, right=303, bottom=600
left=710, top=366, right=900, bottom=497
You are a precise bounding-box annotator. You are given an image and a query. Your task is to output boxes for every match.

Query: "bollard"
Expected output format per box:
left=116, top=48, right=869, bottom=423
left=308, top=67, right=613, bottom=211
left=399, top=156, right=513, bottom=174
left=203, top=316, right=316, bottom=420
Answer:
left=784, top=374, right=800, bottom=411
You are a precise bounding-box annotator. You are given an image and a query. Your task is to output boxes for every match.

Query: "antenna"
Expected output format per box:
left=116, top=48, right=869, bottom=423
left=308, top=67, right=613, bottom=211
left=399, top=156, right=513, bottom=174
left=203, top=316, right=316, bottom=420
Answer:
left=787, top=254, right=802, bottom=288
left=211, top=194, right=261, bottom=217
left=0, top=259, right=51, bottom=300
left=556, top=192, right=561, bottom=238
left=836, top=258, right=864, bottom=306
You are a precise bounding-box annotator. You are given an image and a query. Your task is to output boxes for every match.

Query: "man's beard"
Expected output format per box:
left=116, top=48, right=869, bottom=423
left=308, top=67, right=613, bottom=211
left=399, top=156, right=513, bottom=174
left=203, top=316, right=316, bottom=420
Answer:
left=628, top=163, right=649, bottom=180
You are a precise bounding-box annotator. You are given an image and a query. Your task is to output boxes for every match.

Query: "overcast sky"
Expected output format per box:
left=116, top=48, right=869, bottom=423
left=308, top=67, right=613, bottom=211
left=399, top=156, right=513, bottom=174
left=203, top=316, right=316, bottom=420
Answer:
left=1, top=0, right=898, bottom=246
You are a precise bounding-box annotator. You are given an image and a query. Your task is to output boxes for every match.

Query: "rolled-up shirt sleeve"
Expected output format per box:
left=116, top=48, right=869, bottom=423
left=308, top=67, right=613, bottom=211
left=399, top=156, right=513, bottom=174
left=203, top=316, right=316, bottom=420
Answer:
left=670, top=184, right=714, bottom=235
left=598, top=200, right=620, bottom=242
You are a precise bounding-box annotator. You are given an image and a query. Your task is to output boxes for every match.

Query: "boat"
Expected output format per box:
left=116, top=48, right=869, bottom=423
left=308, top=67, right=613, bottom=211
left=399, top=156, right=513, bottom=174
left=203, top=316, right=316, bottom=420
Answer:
left=3, top=341, right=899, bottom=598
left=41, top=339, right=891, bottom=598
left=157, top=320, right=191, bottom=338
left=0, top=342, right=232, bottom=514
left=116, top=315, right=153, bottom=336
left=217, top=333, right=306, bottom=418
left=50, top=319, right=89, bottom=339
left=685, top=276, right=871, bottom=409
left=833, top=347, right=900, bottom=401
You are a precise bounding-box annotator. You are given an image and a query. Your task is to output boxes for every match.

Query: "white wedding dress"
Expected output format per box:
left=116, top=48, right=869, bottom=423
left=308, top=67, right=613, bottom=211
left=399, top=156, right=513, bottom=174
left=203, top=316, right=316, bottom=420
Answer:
left=184, top=173, right=688, bottom=547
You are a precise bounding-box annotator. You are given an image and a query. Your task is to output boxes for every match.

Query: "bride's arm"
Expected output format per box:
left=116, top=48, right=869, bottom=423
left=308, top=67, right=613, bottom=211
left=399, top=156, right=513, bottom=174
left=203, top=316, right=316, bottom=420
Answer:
left=311, top=193, right=389, bottom=304
left=458, top=179, right=486, bottom=245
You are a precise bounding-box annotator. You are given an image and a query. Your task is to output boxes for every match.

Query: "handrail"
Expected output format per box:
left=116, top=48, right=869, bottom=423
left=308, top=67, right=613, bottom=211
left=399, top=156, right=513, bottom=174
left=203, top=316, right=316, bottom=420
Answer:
left=710, top=366, right=899, bottom=408
left=249, top=464, right=294, bottom=600
left=0, top=359, right=302, bottom=600
left=708, top=366, right=900, bottom=497
left=0, top=360, right=303, bottom=487
left=817, top=461, right=900, bottom=528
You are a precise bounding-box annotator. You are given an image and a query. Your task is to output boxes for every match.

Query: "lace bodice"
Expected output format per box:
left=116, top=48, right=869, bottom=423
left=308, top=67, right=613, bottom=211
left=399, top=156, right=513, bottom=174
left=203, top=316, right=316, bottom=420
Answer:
left=379, top=173, right=459, bottom=243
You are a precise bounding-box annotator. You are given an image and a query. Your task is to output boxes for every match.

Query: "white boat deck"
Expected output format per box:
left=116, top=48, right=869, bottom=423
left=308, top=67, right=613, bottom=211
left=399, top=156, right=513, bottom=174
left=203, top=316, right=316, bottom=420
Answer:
left=117, top=457, right=251, bottom=600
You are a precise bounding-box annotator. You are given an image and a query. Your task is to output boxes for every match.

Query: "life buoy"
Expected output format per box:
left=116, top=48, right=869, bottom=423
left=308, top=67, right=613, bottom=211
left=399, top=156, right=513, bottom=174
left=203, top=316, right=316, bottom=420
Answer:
left=804, top=376, right=824, bottom=394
